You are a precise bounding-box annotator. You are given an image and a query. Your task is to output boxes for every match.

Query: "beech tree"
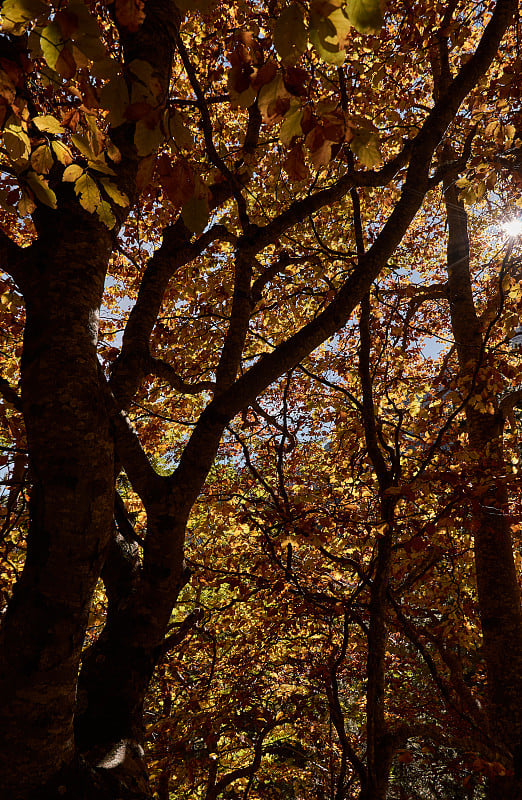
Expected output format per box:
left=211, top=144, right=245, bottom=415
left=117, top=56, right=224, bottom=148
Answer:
left=0, top=0, right=521, bottom=798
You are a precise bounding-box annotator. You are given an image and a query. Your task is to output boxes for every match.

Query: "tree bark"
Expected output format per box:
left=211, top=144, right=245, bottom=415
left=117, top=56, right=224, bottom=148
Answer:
left=0, top=208, right=115, bottom=797
left=443, top=180, right=522, bottom=797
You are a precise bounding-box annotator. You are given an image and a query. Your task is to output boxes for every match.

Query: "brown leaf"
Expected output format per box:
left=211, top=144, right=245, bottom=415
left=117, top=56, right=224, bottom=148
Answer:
left=284, top=142, right=309, bottom=182
left=0, top=58, right=23, bottom=89
left=136, top=155, right=155, bottom=192
left=55, top=9, right=79, bottom=40
left=157, top=155, right=195, bottom=207
left=125, top=101, right=155, bottom=122
left=0, top=68, right=16, bottom=104
left=79, top=79, right=99, bottom=110
left=283, top=66, right=308, bottom=96
left=61, top=108, right=80, bottom=132
left=114, top=0, right=146, bottom=32
left=55, top=46, right=77, bottom=79
left=227, top=63, right=253, bottom=96
left=305, top=125, right=333, bottom=168
left=251, top=60, right=278, bottom=90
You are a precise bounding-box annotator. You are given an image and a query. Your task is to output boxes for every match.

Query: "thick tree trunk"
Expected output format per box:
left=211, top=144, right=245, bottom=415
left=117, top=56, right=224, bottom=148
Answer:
left=0, top=210, right=115, bottom=798
left=444, top=182, right=522, bottom=797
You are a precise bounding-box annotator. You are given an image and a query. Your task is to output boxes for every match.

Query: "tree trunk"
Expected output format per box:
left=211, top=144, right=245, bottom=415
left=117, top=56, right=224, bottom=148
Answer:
left=444, top=181, right=522, bottom=797
left=0, top=209, right=115, bottom=798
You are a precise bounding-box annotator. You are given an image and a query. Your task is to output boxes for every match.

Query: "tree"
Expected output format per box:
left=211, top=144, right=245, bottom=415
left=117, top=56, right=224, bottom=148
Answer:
left=0, top=0, right=520, bottom=798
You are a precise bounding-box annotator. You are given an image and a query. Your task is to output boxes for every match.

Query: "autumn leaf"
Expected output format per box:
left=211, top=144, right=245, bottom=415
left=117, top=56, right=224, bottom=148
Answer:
left=74, top=172, right=100, bottom=212
left=181, top=195, right=209, bottom=235
left=114, top=0, right=146, bottom=32
left=33, top=115, right=65, bottom=135
left=345, top=0, right=385, bottom=34
left=273, top=4, right=308, bottom=65
left=26, top=171, right=57, bottom=209
left=305, top=125, right=333, bottom=168
left=283, top=142, right=309, bottom=182
left=350, top=128, right=382, bottom=167
left=100, top=179, right=129, bottom=207
left=258, top=74, right=291, bottom=124
left=62, top=164, right=84, bottom=182
left=51, top=141, right=73, bottom=165
left=157, top=155, right=195, bottom=206
left=30, top=144, right=54, bottom=173
left=279, top=102, right=304, bottom=147
left=96, top=199, right=117, bottom=229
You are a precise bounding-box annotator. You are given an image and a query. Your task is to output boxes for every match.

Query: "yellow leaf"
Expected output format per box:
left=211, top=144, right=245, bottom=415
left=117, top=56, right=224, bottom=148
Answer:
left=51, top=141, right=73, bottom=165
left=74, top=173, right=100, bottom=213
left=100, top=179, right=129, bottom=207
left=31, top=144, right=54, bottom=174
left=96, top=199, right=116, bottom=229
left=3, top=122, right=30, bottom=165
left=71, top=133, right=97, bottom=160
left=63, top=164, right=84, bottom=182
left=32, top=115, right=65, bottom=135
left=26, top=171, right=57, bottom=209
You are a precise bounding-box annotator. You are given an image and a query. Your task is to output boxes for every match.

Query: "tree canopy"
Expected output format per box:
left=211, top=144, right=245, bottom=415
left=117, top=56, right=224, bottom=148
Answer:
left=0, top=0, right=521, bottom=798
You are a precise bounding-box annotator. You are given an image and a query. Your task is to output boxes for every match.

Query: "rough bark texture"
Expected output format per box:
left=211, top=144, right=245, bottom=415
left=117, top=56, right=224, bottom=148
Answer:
left=0, top=207, right=115, bottom=798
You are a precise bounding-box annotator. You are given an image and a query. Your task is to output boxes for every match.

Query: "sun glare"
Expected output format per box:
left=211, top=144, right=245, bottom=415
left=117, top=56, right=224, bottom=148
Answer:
left=501, top=218, right=522, bottom=238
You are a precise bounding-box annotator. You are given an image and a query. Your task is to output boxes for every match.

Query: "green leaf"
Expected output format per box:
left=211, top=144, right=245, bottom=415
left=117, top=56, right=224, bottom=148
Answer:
left=32, top=115, right=65, bottom=135
left=74, top=172, right=100, bottom=212
left=181, top=196, right=209, bottom=235
left=134, top=120, right=164, bottom=157
left=40, top=22, right=63, bottom=71
left=0, top=0, right=47, bottom=32
left=26, top=171, right=57, bottom=209
left=100, top=178, right=129, bottom=207
left=71, top=133, right=97, bottom=160
left=63, top=164, right=84, bottom=182
left=87, top=157, right=117, bottom=176
left=328, top=7, right=352, bottom=46
left=18, top=189, right=36, bottom=217
left=73, top=34, right=107, bottom=61
left=345, top=0, right=384, bottom=34
left=258, top=74, right=291, bottom=124
left=279, top=102, right=303, bottom=147
left=128, top=59, right=155, bottom=87
left=67, top=1, right=103, bottom=38
left=235, top=84, right=257, bottom=110
left=96, top=199, right=116, bottom=229
left=273, top=4, right=308, bottom=65
left=99, top=76, right=130, bottom=127
left=309, top=15, right=346, bottom=65
left=166, top=110, right=194, bottom=150
left=91, top=58, right=121, bottom=80
left=351, top=129, right=381, bottom=167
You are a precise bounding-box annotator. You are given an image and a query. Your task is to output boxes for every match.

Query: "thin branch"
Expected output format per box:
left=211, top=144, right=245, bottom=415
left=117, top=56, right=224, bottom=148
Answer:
left=173, top=27, right=250, bottom=229
left=150, top=357, right=214, bottom=394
